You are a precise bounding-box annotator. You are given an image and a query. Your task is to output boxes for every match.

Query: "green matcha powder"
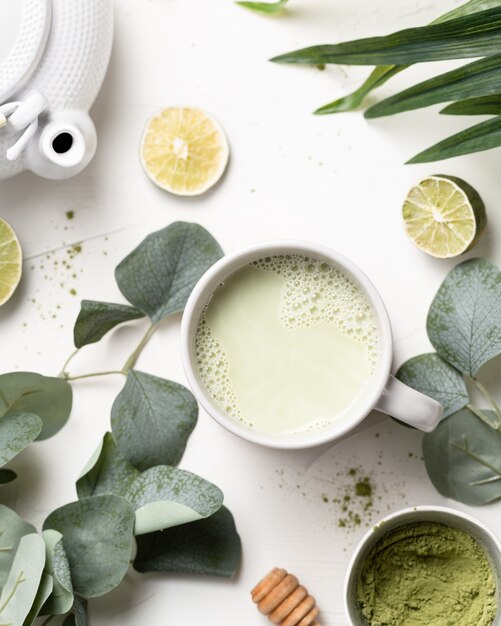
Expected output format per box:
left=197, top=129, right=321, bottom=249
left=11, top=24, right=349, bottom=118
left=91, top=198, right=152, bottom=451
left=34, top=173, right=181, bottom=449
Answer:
left=357, top=521, right=497, bottom=626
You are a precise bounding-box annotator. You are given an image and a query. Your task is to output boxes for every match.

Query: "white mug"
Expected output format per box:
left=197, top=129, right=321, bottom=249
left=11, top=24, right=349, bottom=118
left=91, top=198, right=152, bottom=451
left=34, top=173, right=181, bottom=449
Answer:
left=181, top=241, right=443, bottom=449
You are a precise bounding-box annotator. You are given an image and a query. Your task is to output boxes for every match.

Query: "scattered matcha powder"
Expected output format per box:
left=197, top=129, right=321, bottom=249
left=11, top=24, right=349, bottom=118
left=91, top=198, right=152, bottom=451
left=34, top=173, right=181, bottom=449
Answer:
left=28, top=242, right=84, bottom=320
left=334, top=468, right=376, bottom=529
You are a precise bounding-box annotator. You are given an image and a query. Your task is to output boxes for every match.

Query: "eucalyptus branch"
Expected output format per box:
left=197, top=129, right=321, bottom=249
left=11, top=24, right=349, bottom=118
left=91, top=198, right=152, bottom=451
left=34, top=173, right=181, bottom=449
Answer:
left=0, top=223, right=239, bottom=623
left=64, top=371, right=126, bottom=382
left=123, top=323, right=157, bottom=373
left=59, top=349, right=80, bottom=378
left=59, top=322, right=156, bottom=383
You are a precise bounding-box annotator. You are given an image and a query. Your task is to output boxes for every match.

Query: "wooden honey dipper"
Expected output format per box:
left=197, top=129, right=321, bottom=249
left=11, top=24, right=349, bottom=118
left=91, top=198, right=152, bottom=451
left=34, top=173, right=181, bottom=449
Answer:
left=251, top=568, right=321, bottom=626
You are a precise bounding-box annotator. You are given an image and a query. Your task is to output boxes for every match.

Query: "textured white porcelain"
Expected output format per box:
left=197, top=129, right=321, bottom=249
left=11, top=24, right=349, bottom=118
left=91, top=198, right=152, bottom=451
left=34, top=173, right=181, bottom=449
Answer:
left=181, top=241, right=443, bottom=450
left=0, top=0, right=52, bottom=103
left=345, top=506, right=501, bottom=626
left=0, top=0, right=113, bottom=180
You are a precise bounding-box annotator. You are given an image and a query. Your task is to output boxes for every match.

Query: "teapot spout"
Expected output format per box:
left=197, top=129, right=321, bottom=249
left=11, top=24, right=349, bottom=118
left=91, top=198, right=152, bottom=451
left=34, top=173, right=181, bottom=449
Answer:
left=25, top=109, right=97, bottom=180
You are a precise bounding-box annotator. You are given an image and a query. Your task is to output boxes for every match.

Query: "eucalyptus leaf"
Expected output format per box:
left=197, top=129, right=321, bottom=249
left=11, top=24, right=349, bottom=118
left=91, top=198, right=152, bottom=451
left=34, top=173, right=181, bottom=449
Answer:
left=24, top=573, right=53, bottom=626
left=0, top=468, right=17, bottom=485
left=423, top=407, right=501, bottom=504
left=115, top=222, right=224, bottom=323
left=111, top=371, right=198, bottom=471
left=396, top=354, right=469, bottom=419
left=366, top=55, right=501, bottom=118
left=74, top=300, right=145, bottom=349
left=0, top=506, right=36, bottom=589
left=0, top=534, right=46, bottom=626
left=427, top=258, right=501, bottom=376
left=236, top=0, right=288, bottom=14
left=40, top=530, right=73, bottom=616
left=0, top=413, right=42, bottom=467
left=442, top=94, right=501, bottom=115
left=44, top=495, right=135, bottom=598
left=408, top=115, right=501, bottom=163
left=271, top=8, right=501, bottom=66
left=76, top=432, right=140, bottom=500
left=0, top=372, right=72, bottom=440
left=125, top=466, right=224, bottom=536
left=134, top=506, right=241, bottom=577
left=62, top=596, right=87, bottom=626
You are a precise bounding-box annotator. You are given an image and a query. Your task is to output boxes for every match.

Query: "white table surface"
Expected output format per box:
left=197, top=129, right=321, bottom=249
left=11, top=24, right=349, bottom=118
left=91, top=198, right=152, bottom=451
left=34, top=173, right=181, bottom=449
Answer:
left=1, top=0, right=501, bottom=624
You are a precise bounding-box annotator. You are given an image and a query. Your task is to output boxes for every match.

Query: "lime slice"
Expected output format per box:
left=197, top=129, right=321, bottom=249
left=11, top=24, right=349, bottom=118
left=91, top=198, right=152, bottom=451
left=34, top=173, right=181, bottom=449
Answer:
left=0, top=217, right=22, bottom=306
left=140, top=107, right=229, bottom=196
left=402, top=175, right=487, bottom=258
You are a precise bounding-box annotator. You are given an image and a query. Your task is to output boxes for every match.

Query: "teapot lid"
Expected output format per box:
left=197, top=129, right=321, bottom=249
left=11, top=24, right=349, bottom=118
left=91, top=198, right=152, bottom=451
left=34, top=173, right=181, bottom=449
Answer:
left=0, top=0, right=52, bottom=103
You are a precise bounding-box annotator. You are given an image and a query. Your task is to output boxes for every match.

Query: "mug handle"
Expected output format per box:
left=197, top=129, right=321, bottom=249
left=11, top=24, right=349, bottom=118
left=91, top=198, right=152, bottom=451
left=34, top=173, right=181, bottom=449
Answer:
left=375, top=375, right=443, bottom=432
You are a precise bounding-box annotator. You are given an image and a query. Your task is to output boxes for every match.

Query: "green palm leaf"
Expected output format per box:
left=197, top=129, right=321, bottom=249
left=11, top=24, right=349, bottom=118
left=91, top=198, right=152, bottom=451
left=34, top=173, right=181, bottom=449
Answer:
left=408, top=115, right=501, bottom=163
left=438, top=0, right=501, bottom=20
left=271, top=8, right=501, bottom=66
left=365, top=55, right=501, bottom=118
left=237, top=0, right=288, bottom=14
left=314, top=65, right=403, bottom=115
left=442, top=94, right=501, bottom=115
left=313, top=0, right=501, bottom=115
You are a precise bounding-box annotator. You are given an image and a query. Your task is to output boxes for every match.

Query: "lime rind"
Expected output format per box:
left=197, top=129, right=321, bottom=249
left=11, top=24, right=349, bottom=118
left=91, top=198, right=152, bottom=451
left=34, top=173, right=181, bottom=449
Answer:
left=403, top=175, right=486, bottom=259
left=0, top=218, right=22, bottom=306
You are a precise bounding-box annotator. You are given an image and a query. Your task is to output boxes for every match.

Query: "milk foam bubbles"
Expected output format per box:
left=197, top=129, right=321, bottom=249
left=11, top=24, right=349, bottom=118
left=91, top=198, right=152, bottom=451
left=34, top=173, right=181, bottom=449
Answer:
left=195, top=255, right=380, bottom=438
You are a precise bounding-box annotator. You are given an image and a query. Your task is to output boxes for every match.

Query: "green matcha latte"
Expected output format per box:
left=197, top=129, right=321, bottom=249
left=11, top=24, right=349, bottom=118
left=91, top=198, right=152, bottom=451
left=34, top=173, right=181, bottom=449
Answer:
left=357, top=521, right=497, bottom=626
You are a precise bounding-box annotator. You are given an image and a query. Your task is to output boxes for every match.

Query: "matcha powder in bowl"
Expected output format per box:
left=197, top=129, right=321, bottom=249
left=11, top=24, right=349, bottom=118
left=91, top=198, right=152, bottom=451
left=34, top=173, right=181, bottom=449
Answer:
left=356, top=521, right=497, bottom=626
left=345, top=507, right=501, bottom=626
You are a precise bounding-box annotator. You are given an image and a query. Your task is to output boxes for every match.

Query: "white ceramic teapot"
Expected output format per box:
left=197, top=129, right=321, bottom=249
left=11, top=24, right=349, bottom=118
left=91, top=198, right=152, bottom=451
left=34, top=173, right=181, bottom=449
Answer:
left=0, top=0, right=113, bottom=180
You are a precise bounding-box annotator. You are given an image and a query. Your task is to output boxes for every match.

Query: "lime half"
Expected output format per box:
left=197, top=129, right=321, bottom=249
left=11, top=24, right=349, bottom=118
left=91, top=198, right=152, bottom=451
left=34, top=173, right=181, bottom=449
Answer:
left=402, top=175, right=487, bottom=258
left=0, top=217, right=22, bottom=306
